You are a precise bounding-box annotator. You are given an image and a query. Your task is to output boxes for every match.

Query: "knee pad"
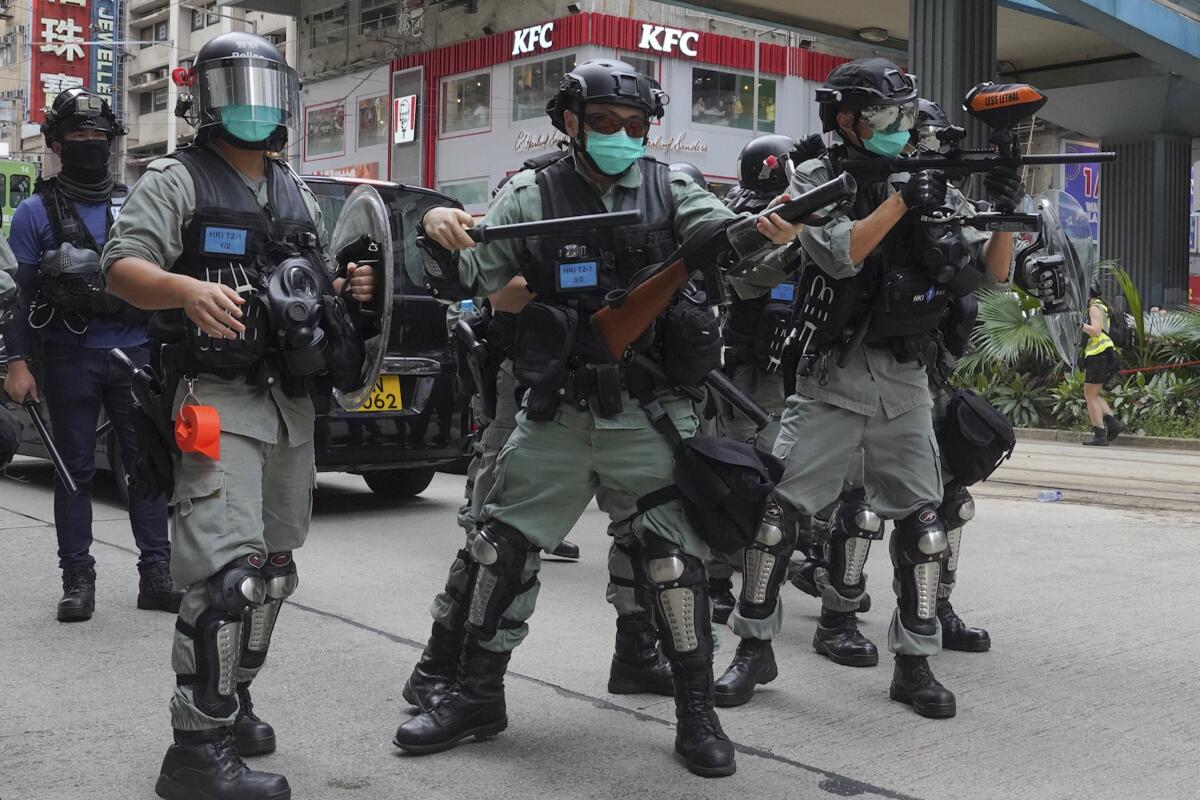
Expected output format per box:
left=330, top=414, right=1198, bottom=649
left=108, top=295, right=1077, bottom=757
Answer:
left=825, top=491, right=883, bottom=594
left=939, top=485, right=975, bottom=531
left=464, top=521, right=535, bottom=642
left=890, top=505, right=948, bottom=633
left=180, top=555, right=266, bottom=718
left=242, top=553, right=298, bottom=671
left=739, top=504, right=797, bottom=618
left=641, top=534, right=711, bottom=662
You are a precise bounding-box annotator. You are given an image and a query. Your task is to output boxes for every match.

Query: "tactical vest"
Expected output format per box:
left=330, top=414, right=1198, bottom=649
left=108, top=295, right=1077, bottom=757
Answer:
left=152, top=145, right=324, bottom=381
left=170, top=145, right=322, bottom=282
left=33, top=177, right=148, bottom=327
left=525, top=155, right=677, bottom=363
left=792, top=150, right=948, bottom=363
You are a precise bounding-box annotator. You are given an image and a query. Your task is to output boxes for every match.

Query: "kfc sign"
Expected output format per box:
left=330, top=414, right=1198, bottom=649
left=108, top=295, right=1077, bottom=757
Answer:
left=394, top=95, right=417, bottom=144
left=638, top=24, right=700, bottom=57
left=512, top=22, right=554, bottom=56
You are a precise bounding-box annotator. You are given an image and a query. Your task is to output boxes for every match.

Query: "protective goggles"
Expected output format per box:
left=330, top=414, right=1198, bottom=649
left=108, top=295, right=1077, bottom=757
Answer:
left=583, top=112, right=650, bottom=138
left=859, top=99, right=918, bottom=134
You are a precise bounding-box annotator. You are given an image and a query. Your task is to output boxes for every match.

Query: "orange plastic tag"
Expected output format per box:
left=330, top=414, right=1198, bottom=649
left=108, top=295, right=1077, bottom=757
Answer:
left=175, top=404, right=221, bottom=460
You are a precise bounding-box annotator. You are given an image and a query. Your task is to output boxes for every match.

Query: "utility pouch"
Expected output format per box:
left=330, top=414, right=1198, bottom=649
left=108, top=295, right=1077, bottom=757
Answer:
left=869, top=269, right=949, bottom=340
left=661, top=302, right=721, bottom=388
left=513, top=302, right=578, bottom=421
left=632, top=372, right=784, bottom=553
left=755, top=301, right=794, bottom=374
left=939, top=389, right=1016, bottom=486
left=114, top=349, right=179, bottom=502
left=593, top=363, right=623, bottom=416
left=320, top=294, right=367, bottom=392
left=185, top=266, right=268, bottom=371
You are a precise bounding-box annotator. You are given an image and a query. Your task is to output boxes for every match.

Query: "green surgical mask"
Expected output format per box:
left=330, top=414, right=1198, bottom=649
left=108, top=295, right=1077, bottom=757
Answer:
left=584, top=130, right=645, bottom=176
left=863, top=129, right=911, bottom=158
left=221, top=104, right=282, bottom=143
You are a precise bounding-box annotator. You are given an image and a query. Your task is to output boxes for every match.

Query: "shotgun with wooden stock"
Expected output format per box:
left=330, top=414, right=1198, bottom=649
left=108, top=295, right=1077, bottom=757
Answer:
left=590, top=172, right=857, bottom=361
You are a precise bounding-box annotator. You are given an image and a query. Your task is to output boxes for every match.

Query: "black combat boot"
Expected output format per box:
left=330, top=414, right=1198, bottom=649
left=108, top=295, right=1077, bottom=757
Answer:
left=889, top=654, right=956, bottom=718
left=671, top=660, right=736, bottom=777
left=1104, top=413, right=1123, bottom=442
left=155, top=728, right=290, bottom=800
left=232, top=684, right=276, bottom=756
left=812, top=609, right=878, bottom=667
left=57, top=566, right=96, bottom=623
left=708, top=576, right=735, bottom=625
left=393, top=639, right=510, bottom=755
left=1081, top=426, right=1108, bottom=446
left=548, top=540, right=580, bottom=560
left=937, top=598, right=991, bottom=652
left=713, top=637, right=777, bottom=707
left=138, top=561, right=184, bottom=613
left=403, top=621, right=466, bottom=712
left=608, top=613, right=674, bottom=696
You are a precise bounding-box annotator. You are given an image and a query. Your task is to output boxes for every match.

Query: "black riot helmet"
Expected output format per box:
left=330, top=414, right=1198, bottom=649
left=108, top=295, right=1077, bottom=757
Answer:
left=42, top=88, right=126, bottom=146
left=736, top=134, right=797, bottom=193
left=815, top=57, right=918, bottom=135
left=669, top=162, right=707, bottom=192
left=176, top=32, right=300, bottom=151
left=917, top=98, right=951, bottom=130
left=546, top=59, right=667, bottom=137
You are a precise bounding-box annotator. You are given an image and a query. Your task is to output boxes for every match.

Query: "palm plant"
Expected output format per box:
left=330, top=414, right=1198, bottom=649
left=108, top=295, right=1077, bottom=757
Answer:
left=954, top=289, right=1059, bottom=378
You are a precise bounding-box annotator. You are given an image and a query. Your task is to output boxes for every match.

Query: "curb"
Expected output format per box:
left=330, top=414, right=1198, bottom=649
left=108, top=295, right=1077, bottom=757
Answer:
left=1015, top=427, right=1200, bottom=452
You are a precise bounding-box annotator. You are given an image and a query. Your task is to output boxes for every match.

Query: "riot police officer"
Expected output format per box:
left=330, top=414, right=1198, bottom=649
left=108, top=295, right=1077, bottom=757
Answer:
left=102, top=33, right=375, bottom=799
left=395, top=59, right=799, bottom=777
left=732, top=59, right=1020, bottom=717
left=0, top=235, right=20, bottom=470
left=788, top=98, right=996, bottom=653
left=2, top=88, right=181, bottom=622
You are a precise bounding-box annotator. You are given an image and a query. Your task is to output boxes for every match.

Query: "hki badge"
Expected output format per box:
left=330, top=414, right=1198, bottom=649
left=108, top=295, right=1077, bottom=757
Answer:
left=203, top=226, right=249, bottom=256
left=770, top=282, right=796, bottom=303
left=558, top=261, right=598, bottom=291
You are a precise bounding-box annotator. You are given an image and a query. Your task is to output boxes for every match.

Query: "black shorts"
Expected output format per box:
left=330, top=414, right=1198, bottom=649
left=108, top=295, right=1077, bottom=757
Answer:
left=1084, top=350, right=1117, bottom=384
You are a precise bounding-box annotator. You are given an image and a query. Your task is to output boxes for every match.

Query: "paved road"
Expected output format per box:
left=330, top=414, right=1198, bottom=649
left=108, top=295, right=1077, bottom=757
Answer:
left=1, top=440, right=1197, bottom=800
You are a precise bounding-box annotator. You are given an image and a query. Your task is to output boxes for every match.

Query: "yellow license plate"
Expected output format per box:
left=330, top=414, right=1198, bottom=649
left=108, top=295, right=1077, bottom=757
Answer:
left=352, top=375, right=403, bottom=413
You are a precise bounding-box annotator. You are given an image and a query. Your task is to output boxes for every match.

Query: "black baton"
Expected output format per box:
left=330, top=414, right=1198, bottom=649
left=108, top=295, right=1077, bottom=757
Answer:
left=23, top=400, right=79, bottom=495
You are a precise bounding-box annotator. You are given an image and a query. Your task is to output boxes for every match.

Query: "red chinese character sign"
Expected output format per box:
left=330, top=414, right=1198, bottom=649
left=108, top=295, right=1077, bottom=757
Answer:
left=32, top=0, right=92, bottom=124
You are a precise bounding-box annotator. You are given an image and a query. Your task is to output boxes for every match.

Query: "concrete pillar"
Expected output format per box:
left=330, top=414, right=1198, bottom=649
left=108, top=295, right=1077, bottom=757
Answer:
left=1099, top=133, right=1192, bottom=307
left=908, top=0, right=997, bottom=149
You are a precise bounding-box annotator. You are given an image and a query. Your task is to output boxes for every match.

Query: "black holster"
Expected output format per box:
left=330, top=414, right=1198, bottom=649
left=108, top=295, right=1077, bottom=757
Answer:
left=512, top=302, right=579, bottom=421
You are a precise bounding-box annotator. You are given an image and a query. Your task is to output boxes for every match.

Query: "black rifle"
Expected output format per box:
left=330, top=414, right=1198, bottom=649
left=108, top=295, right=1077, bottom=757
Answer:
left=466, top=210, right=643, bottom=243
left=23, top=400, right=78, bottom=495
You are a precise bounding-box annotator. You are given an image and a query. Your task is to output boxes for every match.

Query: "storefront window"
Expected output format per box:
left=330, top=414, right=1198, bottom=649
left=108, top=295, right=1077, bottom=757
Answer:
left=438, top=179, right=490, bottom=211
left=621, top=53, right=658, bottom=81
left=306, top=103, right=345, bottom=158
left=152, top=88, right=168, bottom=112
left=442, top=73, right=490, bottom=134
left=357, top=95, right=388, bottom=148
left=511, top=54, right=575, bottom=122
left=690, top=68, right=775, bottom=133
left=311, top=4, right=348, bottom=49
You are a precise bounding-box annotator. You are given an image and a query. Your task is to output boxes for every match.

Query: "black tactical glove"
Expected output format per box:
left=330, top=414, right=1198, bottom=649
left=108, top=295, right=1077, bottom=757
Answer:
left=901, top=169, right=948, bottom=211
left=984, top=164, right=1025, bottom=213
left=1014, top=252, right=1067, bottom=311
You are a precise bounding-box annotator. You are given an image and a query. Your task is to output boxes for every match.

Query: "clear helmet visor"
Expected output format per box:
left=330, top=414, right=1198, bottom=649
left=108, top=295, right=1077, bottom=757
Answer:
left=191, top=57, right=300, bottom=137
left=860, top=99, right=918, bottom=134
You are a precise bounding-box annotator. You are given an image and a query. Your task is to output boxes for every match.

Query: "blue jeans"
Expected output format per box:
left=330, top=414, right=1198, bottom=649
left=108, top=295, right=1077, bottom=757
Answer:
left=41, top=342, right=171, bottom=570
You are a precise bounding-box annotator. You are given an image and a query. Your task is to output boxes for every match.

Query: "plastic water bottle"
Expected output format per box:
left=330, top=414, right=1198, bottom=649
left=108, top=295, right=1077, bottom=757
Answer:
left=459, top=298, right=479, bottom=320
left=1037, top=489, right=1064, bottom=502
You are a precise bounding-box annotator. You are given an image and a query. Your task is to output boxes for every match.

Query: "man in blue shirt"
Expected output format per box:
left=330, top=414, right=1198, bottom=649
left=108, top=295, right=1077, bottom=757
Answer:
left=2, top=88, right=180, bottom=622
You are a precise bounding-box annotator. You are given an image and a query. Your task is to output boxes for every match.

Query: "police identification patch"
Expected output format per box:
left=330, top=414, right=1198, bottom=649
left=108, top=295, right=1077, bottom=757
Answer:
left=558, top=261, right=598, bottom=290
left=770, top=283, right=796, bottom=303
left=203, top=226, right=249, bottom=256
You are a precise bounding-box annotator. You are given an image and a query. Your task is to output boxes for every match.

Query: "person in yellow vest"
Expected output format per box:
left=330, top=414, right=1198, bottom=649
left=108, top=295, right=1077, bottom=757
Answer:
left=1081, top=280, right=1123, bottom=446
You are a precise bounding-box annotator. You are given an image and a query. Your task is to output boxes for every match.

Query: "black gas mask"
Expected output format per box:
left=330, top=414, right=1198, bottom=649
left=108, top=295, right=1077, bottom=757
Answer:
left=914, top=220, right=978, bottom=298
left=264, top=256, right=328, bottom=376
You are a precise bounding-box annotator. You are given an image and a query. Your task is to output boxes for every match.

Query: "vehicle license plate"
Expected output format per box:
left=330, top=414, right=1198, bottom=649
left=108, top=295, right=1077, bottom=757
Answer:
left=351, top=375, right=403, bottom=412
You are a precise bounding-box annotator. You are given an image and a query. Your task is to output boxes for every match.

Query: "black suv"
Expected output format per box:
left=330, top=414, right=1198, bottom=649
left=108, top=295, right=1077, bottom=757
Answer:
left=0, top=178, right=470, bottom=500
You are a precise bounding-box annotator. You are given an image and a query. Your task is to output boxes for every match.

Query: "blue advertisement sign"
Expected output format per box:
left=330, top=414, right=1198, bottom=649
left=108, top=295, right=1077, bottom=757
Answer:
left=89, top=0, right=117, bottom=115
left=1062, top=139, right=1100, bottom=244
